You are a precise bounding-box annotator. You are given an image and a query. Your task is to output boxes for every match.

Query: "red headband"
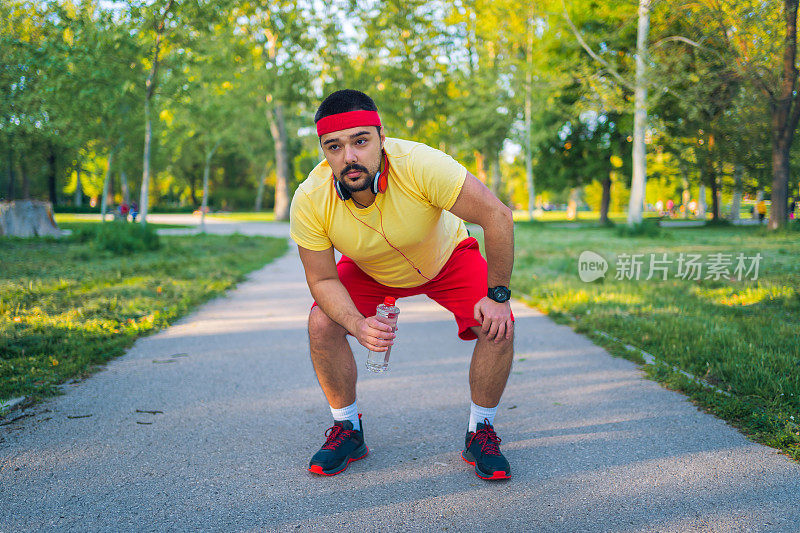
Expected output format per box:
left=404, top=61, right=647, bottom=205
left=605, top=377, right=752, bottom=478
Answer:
left=316, top=110, right=382, bottom=137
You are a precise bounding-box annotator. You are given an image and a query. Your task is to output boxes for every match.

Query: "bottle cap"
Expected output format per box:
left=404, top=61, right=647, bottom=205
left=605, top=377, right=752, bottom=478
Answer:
left=383, top=296, right=396, bottom=306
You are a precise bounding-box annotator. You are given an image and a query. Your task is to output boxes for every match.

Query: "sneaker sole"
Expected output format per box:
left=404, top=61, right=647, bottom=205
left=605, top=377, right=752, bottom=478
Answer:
left=461, top=451, right=511, bottom=480
left=308, top=446, right=369, bottom=476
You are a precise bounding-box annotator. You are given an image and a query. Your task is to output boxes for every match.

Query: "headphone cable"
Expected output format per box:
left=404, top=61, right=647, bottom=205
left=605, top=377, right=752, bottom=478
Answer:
left=343, top=199, right=433, bottom=282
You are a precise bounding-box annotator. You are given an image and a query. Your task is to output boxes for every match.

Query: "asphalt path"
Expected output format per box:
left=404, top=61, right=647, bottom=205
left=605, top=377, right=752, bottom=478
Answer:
left=1, top=218, right=798, bottom=532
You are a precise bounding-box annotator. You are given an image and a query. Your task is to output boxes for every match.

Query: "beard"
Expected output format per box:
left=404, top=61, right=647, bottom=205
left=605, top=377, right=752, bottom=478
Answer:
left=335, top=161, right=380, bottom=194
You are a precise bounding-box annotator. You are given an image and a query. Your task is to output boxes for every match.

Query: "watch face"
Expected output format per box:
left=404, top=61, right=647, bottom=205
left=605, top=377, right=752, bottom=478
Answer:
left=491, top=287, right=510, bottom=302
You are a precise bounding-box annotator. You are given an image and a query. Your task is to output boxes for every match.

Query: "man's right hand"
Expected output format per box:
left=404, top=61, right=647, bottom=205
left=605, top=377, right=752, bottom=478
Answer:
left=354, top=315, right=396, bottom=352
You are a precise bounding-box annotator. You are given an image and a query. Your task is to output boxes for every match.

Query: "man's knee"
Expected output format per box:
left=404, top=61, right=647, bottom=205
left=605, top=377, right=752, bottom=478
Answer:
left=308, top=305, right=347, bottom=344
left=472, top=325, right=515, bottom=351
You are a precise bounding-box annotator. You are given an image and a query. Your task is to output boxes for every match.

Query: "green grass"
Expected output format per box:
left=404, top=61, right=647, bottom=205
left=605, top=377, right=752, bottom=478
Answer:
left=0, top=232, right=288, bottom=406
left=508, top=222, right=800, bottom=460
left=54, top=214, right=189, bottom=230
left=512, top=210, right=644, bottom=223
left=206, top=211, right=276, bottom=222
left=511, top=209, right=762, bottom=224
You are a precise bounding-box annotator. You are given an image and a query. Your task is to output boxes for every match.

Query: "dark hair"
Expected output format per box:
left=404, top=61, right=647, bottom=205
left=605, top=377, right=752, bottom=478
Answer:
left=314, top=89, right=378, bottom=124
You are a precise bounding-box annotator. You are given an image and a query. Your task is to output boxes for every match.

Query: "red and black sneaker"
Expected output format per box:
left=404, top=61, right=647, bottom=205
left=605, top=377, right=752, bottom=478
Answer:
left=308, top=414, right=368, bottom=476
left=461, top=418, right=511, bottom=480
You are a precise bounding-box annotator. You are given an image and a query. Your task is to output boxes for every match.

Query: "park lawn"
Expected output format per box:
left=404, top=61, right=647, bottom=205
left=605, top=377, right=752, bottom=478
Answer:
left=54, top=214, right=189, bottom=230
left=0, top=233, right=288, bottom=407
left=57, top=221, right=189, bottom=232
left=509, top=222, right=800, bottom=460
left=512, top=210, right=640, bottom=223
left=510, top=209, right=759, bottom=224
left=206, top=211, right=275, bottom=222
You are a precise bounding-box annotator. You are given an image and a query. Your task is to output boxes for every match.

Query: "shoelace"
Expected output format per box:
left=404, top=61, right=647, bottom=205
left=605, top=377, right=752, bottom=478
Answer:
left=321, top=424, right=354, bottom=450
left=467, top=418, right=502, bottom=456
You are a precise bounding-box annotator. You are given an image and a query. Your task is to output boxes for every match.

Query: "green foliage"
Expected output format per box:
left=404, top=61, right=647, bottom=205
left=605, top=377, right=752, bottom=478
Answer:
left=0, top=233, right=288, bottom=402
left=2, top=0, right=798, bottom=224
left=95, top=222, right=160, bottom=254
left=614, top=218, right=664, bottom=237
left=67, top=221, right=159, bottom=254
left=706, top=218, right=733, bottom=228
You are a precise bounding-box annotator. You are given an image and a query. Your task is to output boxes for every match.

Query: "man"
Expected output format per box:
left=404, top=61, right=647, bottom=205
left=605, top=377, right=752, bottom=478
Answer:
left=290, top=89, right=515, bottom=481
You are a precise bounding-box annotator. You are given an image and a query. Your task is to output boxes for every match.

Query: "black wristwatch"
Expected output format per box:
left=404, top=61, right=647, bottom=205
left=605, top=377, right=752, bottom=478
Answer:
left=487, top=286, right=511, bottom=303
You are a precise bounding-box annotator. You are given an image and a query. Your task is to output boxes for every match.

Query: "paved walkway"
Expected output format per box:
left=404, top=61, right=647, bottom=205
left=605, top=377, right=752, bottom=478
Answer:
left=2, top=220, right=799, bottom=532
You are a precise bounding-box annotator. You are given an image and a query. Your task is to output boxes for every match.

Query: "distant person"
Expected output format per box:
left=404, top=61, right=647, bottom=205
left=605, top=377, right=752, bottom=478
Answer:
left=130, top=201, right=139, bottom=222
left=756, top=199, right=767, bottom=223
left=290, top=89, right=515, bottom=480
left=118, top=202, right=129, bottom=221
left=789, top=198, right=796, bottom=220
left=665, top=199, right=674, bottom=217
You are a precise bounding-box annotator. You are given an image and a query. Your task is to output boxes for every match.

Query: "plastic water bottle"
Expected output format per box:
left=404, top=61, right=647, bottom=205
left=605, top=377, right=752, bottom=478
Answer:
left=365, top=297, right=399, bottom=373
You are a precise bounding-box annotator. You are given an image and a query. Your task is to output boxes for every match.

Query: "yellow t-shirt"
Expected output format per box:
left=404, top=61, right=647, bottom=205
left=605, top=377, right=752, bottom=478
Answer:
left=290, top=137, right=470, bottom=288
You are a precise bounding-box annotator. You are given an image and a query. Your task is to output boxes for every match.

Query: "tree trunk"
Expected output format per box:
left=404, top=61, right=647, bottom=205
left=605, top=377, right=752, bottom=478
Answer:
left=730, top=164, right=743, bottom=222
left=697, top=183, right=706, bottom=219
left=254, top=163, right=268, bottom=212
left=769, top=136, right=791, bottom=229
left=678, top=160, right=691, bottom=218
left=268, top=103, right=291, bottom=220
left=6, top=148, right=15, bottom=201
left=140, top=98, right=152, bottom=223
left=139, top=0, right=174, bottom=226
left=100, top=148, right=115, bottom=222
left=764, top=0, right=800, bottom=229
left=525, top=5, right=535, bottom=221
left=18, top=158, right=30, bottom=199
left=189, top=181, right=198, bottom=206
left=600, top=173, right=612, bottom=225
left=74, top=166, right=83, bottom=207
left=199, top=141, right=221, bottom=233
left=48, top=148, right=58, bottom=207
left=120, top=169, right=130, bottom=205
left=567, top=187, right=580, bottom=220
left=627, top=0, right=651, bottom=225
left=707, top=158, right=720, bottom=221
left=0, top=200, right=61, bottom=237
left=490, top=154, right=501, bottom=198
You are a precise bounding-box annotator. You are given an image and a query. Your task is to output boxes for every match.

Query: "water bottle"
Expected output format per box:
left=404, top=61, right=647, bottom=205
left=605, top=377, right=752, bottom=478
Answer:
left=365, top=297, right=399, bottom=373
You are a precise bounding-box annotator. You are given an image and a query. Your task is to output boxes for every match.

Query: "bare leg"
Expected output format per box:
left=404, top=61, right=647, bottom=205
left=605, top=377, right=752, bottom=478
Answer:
left=308, top=306, right=357, bottom=409
left=468, top=326, right=514, bottom=408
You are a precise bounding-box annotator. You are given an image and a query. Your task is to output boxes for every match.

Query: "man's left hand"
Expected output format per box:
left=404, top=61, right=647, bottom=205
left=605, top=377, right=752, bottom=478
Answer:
left=474, top=297, right=513, bottom=343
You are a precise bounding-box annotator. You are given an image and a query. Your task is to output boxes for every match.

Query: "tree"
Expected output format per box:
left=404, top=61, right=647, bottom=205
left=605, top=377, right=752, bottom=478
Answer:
left=136, top=0, right=175, bottom=225
left=689, top=0, right=800, bottom=229
left=235, top=1, right=317, bottom=220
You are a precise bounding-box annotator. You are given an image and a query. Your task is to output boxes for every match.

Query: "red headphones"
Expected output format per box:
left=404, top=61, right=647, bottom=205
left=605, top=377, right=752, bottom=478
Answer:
left=334, top=151, right=390, bottom=201
left=334, top=150, right=432, bottom=282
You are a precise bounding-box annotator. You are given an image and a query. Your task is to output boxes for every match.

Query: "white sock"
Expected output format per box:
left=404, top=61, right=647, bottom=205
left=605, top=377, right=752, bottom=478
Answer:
left=330, top=401, right=360, bottom=431
left=468, top=402, right=498, bottom=432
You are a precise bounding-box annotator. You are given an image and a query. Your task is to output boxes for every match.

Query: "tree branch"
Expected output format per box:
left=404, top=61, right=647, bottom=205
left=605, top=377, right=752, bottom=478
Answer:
left=652, top=35, right=707, bottom=49
left=560, top=0, right=635, bottom=92
left=145, top=0, right=175, bottom=102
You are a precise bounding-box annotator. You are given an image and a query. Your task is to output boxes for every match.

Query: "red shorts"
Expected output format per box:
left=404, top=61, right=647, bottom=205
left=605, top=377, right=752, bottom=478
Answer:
left=311, top=237, right=514, bottom=340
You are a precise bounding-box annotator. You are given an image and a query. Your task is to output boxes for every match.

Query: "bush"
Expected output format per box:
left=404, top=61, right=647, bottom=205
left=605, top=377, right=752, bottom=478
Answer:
left=600, top=218, right=616, bottom=228
left=615, top=218, right=664, bottom=238
left=706, top=218, right=733, bottom=228
left=98, top=221, right=159, bottom=253
left=70, top=221, right=160, bottom=253
left=150, top=205, right=197, bottom=214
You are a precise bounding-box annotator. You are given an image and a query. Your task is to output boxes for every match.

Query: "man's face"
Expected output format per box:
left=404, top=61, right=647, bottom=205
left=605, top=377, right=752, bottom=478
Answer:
left=320, top=126, right=384, bottom=195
